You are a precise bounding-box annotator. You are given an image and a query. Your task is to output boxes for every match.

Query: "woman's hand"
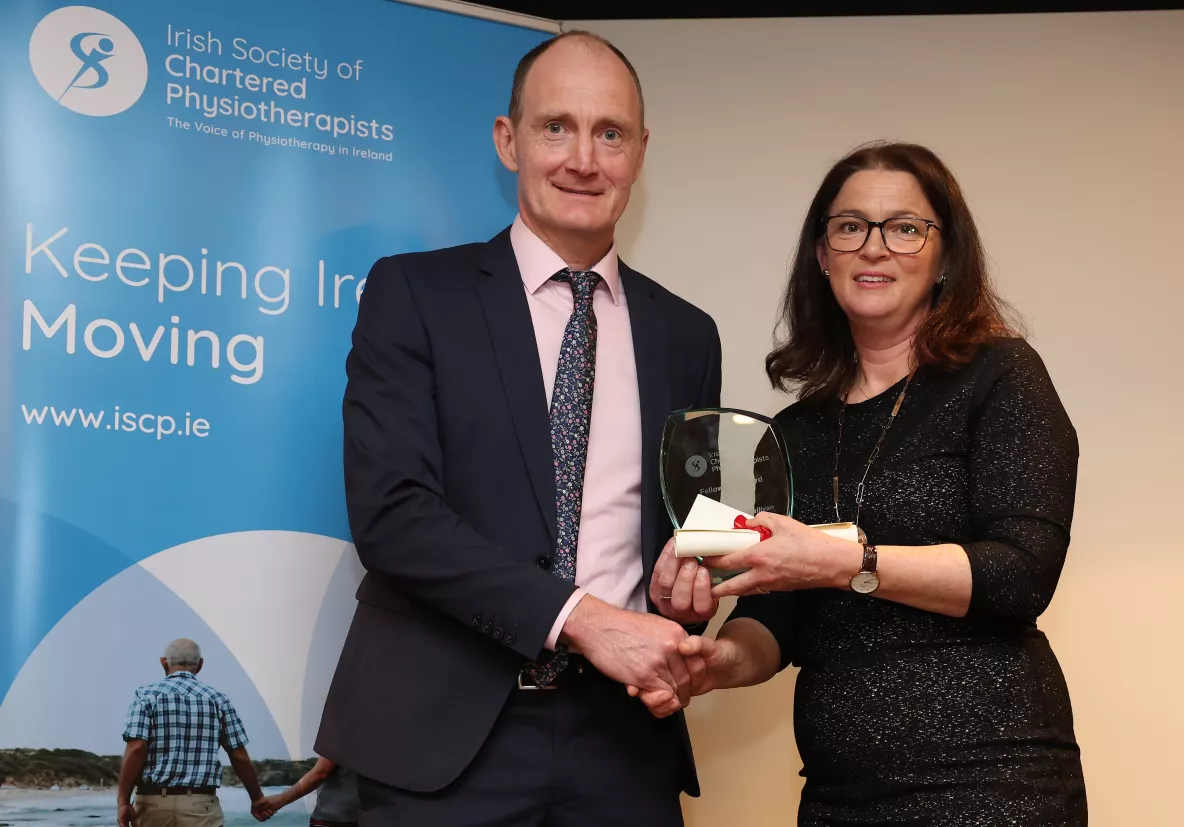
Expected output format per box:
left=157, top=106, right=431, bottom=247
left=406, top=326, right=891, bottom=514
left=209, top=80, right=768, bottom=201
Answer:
left=650, top=537, right=719, bottom=625
left=251, top=797, right=278, bottom=822
left=706, top=513, right=862, bottom=598
left=629, top=634, right=739, bottom=718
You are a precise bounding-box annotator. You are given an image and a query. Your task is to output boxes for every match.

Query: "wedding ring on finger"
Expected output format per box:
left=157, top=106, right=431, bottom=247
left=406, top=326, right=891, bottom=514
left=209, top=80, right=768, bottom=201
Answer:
left=659, top=593, right=673, bottom=600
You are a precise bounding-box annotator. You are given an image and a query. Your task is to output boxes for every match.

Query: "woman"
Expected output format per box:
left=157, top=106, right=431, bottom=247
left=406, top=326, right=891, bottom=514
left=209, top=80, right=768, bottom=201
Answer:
left=647, top=142, right=1086, bottom=825
left=254, top=757, right=357, bottom=827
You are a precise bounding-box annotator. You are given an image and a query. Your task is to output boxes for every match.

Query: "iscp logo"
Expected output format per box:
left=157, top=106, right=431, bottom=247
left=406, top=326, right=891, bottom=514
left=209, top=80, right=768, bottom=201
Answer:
left=29, top=5, right=148, bottom=116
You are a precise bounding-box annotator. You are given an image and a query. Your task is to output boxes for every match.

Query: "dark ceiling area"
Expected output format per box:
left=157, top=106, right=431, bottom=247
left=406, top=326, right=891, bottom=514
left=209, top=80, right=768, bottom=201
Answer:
left=480, top=1, right=1181, bottom=20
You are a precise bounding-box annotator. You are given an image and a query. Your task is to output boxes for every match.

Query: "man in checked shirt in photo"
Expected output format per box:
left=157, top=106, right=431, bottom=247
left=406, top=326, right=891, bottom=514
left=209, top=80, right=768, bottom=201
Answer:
left=116, top=639, right=270, bottom=827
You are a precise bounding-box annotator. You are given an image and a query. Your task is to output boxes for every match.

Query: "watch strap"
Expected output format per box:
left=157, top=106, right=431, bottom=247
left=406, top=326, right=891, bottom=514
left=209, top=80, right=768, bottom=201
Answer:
left=861, top=543, right=878, bottom=574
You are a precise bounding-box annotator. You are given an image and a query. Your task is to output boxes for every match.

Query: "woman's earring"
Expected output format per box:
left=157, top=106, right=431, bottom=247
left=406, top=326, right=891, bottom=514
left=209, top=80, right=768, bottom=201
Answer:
left=823, top=269, right=830, bottom=279
left=938, top=273, right=947, bottom=285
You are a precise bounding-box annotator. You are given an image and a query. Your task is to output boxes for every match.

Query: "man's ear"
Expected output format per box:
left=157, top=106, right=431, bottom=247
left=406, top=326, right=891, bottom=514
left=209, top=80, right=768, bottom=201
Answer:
left=633, top=127, right=650, bottom=182
left=493, top=116, right=519, bottom=173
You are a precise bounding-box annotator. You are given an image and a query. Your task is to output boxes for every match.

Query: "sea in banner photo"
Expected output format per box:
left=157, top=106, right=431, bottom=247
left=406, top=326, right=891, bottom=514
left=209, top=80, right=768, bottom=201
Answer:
left=0, top=750, right=321, bottom=827
left=0, top=786, right=307, bottom=827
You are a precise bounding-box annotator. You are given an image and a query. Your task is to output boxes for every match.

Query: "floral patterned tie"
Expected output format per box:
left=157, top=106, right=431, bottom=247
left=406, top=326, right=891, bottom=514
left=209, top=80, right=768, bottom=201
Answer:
left=522, top=268, right=600, bottom=687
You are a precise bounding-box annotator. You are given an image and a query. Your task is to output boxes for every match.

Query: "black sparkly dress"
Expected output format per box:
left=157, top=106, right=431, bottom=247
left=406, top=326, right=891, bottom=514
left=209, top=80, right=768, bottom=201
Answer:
left=729, top=339, right=1087, bottom=826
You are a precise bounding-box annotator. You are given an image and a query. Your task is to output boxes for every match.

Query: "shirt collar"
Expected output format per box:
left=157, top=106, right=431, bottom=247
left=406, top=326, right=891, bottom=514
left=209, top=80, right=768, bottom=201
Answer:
left=166, top=671, right=195, bottom=680
left=509, top=215, right=621, bottom=304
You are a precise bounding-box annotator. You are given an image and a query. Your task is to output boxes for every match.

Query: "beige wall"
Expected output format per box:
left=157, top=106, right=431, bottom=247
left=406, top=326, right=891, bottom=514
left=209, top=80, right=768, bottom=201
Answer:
left=572, top=11, right=1184, bottom=827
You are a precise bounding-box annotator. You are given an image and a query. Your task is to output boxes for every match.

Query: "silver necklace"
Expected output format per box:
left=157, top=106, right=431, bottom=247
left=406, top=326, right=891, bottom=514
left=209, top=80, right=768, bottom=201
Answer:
left=832, top=368, right=916, bottom=526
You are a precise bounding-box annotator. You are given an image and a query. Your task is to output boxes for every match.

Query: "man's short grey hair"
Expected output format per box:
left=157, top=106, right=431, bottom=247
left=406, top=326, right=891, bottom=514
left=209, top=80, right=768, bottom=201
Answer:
left=164, top=638, right=202, bottom=669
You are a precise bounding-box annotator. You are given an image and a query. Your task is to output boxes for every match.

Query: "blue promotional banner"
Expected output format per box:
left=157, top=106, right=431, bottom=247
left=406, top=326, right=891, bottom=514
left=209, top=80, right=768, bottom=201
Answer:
left=0, top=0, right=547, bottom=818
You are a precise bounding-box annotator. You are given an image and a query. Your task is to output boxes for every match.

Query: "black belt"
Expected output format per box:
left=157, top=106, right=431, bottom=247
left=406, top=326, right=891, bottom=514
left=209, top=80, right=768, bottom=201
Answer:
left=136, top=784, right=217, bottom=796
left=516, top=654, right=601, bottom=690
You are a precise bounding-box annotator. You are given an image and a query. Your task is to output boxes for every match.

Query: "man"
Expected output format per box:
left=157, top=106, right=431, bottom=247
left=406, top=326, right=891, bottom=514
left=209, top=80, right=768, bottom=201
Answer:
left=117, top=639, right=269, bottom=827
left=316, top=31, right=721, bottom=826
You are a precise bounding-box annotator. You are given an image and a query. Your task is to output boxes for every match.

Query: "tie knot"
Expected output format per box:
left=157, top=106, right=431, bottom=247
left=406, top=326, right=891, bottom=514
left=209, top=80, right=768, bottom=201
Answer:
left=552, top=268, right=601, bottom=302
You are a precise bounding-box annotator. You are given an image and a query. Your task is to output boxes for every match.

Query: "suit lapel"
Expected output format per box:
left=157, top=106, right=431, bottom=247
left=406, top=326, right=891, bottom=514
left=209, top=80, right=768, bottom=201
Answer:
left=474, top=229, right=558, bottom=542
left=621, top=265, right=672, bottom=592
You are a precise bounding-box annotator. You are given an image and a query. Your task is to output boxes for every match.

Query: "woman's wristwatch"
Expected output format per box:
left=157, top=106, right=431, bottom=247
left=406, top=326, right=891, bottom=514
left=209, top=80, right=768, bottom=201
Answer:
left=849, top=543, right=880, bottom=594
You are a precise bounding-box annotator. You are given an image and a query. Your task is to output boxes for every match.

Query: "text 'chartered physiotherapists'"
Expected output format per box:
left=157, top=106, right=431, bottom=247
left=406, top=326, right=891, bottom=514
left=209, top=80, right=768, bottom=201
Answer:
left=164, top=25, right=395, bottom=159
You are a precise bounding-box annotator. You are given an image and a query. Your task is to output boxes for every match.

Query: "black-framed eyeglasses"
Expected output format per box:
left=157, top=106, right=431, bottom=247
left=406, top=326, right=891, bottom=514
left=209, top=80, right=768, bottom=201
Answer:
left=822, top=215, right=941, bottom=255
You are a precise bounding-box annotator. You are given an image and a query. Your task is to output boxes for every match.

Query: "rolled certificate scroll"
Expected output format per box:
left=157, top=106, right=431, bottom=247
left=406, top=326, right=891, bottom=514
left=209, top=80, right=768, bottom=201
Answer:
left=672, top=495, right=863, bottom=558
left=674, top=528, right=763, bottom=557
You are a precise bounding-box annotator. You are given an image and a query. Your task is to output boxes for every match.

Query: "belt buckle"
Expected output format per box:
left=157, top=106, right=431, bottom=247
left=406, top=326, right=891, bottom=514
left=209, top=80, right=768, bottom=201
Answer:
left=516, top=671, right=557, bottom=691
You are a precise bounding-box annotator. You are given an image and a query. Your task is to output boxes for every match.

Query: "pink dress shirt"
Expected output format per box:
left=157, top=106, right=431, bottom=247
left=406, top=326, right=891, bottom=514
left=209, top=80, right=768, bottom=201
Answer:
left=509, top=217, right=646, bottom=650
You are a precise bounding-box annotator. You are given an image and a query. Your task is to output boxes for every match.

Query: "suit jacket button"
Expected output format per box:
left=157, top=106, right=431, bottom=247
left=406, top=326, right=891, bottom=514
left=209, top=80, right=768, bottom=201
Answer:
left=481, top=622, right=492, bottom=634
left=504, top=632, right=516, bottom=645
left=471, top=615, right=481, bottom=628
left=536, top=555, right=552, bottom=570
left=492, top=627, right=503, bottom=640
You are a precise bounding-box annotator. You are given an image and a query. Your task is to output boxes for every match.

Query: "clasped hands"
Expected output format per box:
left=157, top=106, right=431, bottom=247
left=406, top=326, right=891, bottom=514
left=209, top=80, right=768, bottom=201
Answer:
left=619, top=512, right=857, bottom=718
left=250, top=795, right=282, bottom=822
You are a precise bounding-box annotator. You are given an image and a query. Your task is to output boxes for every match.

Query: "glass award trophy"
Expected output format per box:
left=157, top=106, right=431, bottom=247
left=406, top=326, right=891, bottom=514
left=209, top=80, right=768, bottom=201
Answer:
left=660, top=408, right=864, bottom=585
left=659, top=408, right=792, bottom=583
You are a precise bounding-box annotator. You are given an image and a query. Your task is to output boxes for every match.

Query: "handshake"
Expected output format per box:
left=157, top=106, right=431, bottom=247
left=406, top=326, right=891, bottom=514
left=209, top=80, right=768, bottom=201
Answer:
left=559, top=538, right=734, bottom=718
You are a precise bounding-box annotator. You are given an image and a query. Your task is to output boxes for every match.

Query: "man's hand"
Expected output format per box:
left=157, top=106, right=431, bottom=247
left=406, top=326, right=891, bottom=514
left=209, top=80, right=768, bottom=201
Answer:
left=629, top=634, right=739, bottom=718
left=560, top=595, right=692, bottom=708
left=251, top=797, right=277, bottom=821
left=117, top=803, right=138, bottom=827
left=650, top=538, right=719, bottom=626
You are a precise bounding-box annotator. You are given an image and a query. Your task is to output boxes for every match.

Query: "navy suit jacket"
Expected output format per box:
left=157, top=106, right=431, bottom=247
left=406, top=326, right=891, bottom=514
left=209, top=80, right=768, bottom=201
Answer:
left=315, top=227, right=722, bottom=794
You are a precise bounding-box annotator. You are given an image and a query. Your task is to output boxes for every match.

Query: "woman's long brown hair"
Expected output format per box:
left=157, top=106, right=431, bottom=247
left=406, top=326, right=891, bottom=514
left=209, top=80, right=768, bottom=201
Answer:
left=766, top=141, right=1019, bottom=403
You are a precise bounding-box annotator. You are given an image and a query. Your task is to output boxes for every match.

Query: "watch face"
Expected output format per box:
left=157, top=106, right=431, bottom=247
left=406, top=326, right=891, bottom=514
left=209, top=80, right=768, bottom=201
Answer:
left=850, top=571, right=880, bottom=594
